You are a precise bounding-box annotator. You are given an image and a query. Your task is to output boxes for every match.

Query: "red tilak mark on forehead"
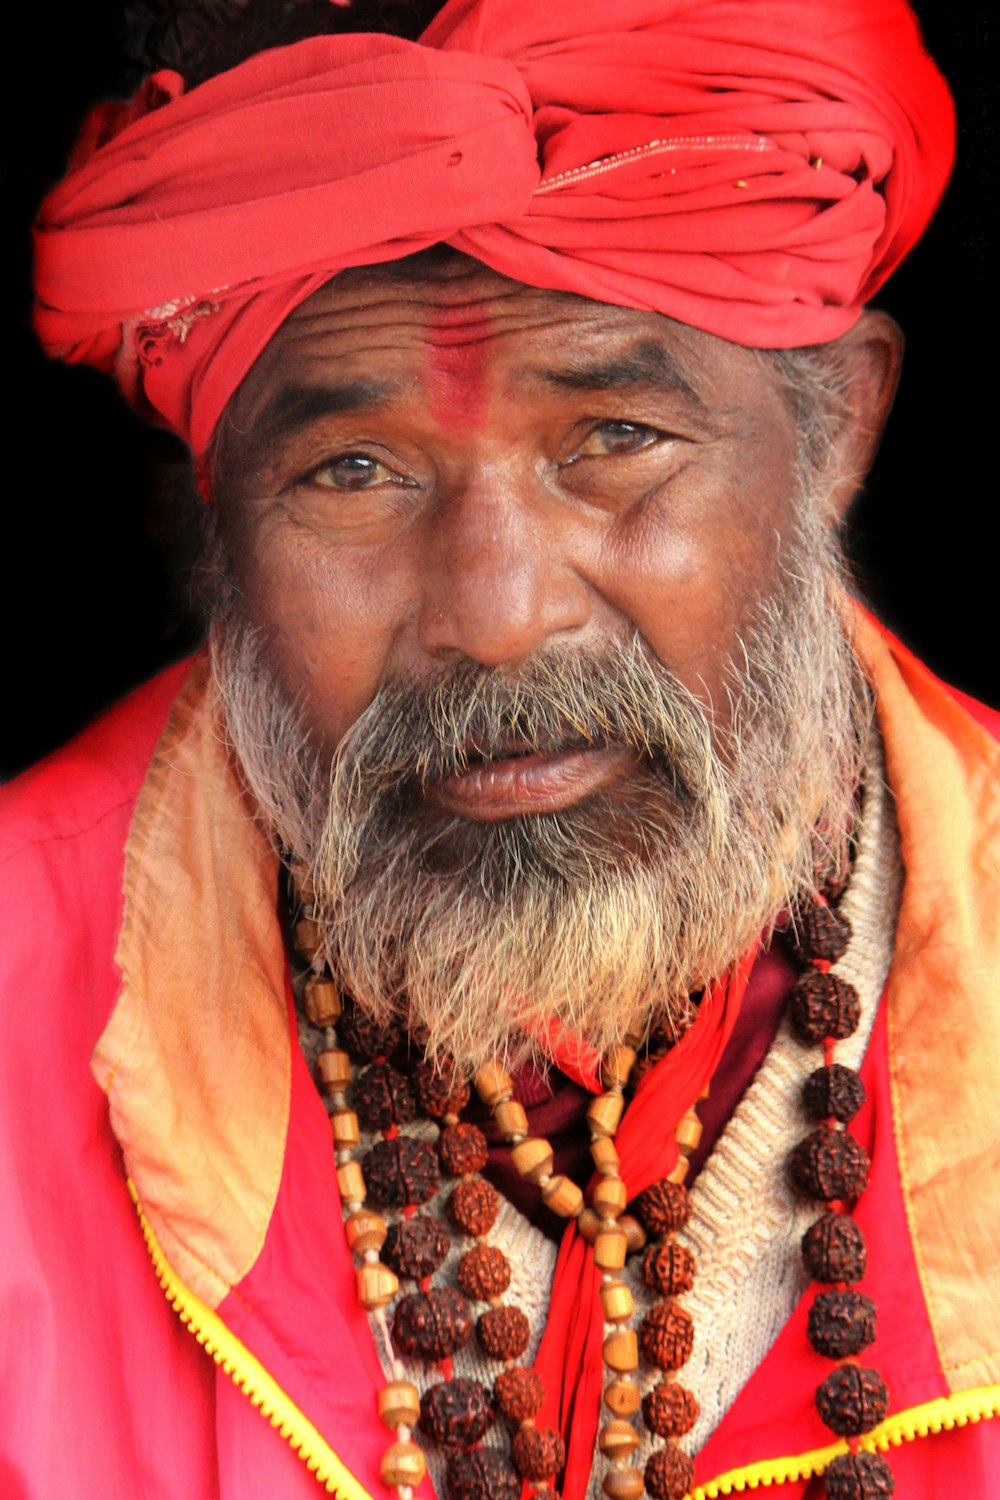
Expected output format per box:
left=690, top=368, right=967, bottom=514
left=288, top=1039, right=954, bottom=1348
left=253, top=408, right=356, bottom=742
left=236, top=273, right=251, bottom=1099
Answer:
left=423, top=306, right=492, bottom=432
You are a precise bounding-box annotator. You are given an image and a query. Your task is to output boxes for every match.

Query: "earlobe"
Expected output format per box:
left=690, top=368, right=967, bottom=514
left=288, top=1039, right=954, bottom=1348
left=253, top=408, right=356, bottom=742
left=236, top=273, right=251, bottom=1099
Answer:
left=826, top=311, right=905, bottom=521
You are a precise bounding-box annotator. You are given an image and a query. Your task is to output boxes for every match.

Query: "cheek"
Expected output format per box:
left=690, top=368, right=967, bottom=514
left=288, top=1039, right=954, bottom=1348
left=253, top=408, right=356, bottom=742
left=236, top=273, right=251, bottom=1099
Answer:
left=599, top=448, right=796, bottom=712
left=235, top=524, right=409, bottom=742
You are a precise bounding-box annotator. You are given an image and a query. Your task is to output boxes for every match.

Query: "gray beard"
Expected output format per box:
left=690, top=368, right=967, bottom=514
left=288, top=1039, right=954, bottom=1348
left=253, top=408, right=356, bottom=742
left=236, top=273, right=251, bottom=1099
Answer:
left=209, top=506, right=870, bottom=1072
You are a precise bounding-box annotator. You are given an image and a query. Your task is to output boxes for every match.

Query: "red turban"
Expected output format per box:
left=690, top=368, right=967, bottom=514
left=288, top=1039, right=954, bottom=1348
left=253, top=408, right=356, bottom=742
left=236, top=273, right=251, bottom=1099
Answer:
left=34, top=0, right=954, bottom=456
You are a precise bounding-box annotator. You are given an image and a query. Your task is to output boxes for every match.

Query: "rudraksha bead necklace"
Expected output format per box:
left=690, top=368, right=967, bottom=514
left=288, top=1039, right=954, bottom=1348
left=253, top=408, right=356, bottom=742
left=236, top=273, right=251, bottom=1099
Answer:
left=292, top=872, right=889, bottom=1500
left=787, top=893, right=894, bottom=1499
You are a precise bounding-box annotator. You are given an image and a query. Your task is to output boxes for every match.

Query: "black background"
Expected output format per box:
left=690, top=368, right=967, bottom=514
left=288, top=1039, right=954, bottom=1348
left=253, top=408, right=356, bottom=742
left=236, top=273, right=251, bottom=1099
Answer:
left=5, top=2, right=996, bottom=779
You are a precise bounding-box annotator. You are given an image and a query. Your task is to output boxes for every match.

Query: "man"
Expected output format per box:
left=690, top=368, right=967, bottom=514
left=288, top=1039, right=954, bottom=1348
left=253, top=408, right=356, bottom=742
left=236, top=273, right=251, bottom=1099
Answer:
left=3, top=3, right=998, bottom=1499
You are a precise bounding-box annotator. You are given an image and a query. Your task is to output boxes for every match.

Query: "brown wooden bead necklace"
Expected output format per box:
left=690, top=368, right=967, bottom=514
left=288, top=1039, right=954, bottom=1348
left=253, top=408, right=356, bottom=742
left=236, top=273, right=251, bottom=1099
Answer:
left=292, top=872, right=890, bottom=1500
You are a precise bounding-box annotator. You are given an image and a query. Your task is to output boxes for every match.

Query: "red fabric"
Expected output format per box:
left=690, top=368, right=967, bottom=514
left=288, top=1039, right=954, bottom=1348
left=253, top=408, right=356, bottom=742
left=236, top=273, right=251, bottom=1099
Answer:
left=34, top=0, right=954, bottom=455
left=533, top=946, right=757, bottom=1499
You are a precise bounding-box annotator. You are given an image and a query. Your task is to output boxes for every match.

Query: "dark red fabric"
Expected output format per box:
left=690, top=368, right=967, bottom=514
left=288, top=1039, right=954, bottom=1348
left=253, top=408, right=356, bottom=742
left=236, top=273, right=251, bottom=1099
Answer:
left=34, top=0, right=954, bottom=455
left=480, top=935, right=798, bottom=1232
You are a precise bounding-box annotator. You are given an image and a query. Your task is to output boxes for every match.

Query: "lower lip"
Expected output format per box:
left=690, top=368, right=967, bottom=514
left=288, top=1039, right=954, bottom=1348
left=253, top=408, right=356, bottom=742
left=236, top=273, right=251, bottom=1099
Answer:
left=424, top=746, right=635, bottom=819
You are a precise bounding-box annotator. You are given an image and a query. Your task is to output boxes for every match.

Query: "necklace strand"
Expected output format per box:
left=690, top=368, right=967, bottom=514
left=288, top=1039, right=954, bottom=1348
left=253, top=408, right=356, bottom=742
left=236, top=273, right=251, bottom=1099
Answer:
left=291, top=863, right=891, bottom=1500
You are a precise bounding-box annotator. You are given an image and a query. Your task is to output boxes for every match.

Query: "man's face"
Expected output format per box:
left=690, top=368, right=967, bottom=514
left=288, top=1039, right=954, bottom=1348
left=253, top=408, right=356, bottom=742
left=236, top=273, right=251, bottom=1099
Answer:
left=211, top=257, right=865, bottom=1067
left=216, top=258, right=799, bottom=781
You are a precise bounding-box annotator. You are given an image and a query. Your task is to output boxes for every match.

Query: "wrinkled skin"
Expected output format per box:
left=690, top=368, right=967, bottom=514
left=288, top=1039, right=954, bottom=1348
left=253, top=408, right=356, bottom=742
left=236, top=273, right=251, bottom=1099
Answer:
left=213, top=257, right=900, bottom=818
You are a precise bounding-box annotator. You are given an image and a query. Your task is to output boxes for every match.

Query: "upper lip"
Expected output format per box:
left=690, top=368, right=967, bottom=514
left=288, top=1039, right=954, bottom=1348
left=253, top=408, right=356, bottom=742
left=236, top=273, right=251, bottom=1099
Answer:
left=461, top=738, right=537, bottom=764
left=457, top=736, right=600, bottom=768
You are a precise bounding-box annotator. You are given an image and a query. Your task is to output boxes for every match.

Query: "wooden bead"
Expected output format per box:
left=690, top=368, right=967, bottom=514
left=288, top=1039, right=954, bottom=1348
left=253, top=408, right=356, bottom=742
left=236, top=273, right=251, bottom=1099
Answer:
left=602, top=1465, right=644, bottom=1500
left=294, top=917, right=323, bottom=959
left=593, top=1176, right=629, bottom=1220
left=336, top=1160, right=366, bottom=1204
left=587, top=1092, right=625, bottom=1138
left=600, top=1280, right=635, bottom=1323
left=667, top=1157, right=690, bottom=1185
left=344, top=1209, right=387, bottom=1254
left=357, top=1262, right=399, bottom=1309
left=577, top=1207, right=601, bottom=1243
left=511, top=1138, right=555, bottom=1183
left=598, top=1420, right=641, bottom=1459
left=317, top=1049, right=352, bottom=1091
left=675, top=1112, right=703, bottom=1154
left=380, top=1440, right=427, bottom=1489
left=304, top=976, right=341, bottom=1027
left=473, top=1060, right=514, bottom=1106
left=601, top=1046, right=638, bottom=1090
left=594, top=1227, right=628, bottom=1271
left=604, top=1377, right=641, bottom=1416
left=618, top=1215, right=647, bottom=1254
left=602, top=1329, right=639, bottom=1372
left=591, top=1137, right=621, bottom=1176
left=330, top=1109, right=360, bottom=1149
left=494, top=1099, right=529, bottom=1138
left=542, top=1175, right=585, bottom=1218
left=378, top=1380, right=420, bottom=1430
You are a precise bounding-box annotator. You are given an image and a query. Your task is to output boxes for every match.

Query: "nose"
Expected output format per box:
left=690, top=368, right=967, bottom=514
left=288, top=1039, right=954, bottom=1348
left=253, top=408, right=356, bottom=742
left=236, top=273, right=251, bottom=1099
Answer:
left=417, top=468, right=591, bottom=667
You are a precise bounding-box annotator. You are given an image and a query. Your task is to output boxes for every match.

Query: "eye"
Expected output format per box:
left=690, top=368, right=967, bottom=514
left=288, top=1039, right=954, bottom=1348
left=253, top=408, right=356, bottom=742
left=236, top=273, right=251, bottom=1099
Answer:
left=570, top=421, right=663, bottom=460
left=309, top=453, right=400, bottom=491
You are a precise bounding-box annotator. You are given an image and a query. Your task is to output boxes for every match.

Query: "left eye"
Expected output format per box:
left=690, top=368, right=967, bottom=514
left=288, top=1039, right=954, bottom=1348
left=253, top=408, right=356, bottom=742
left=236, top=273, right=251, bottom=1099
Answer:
left=572, top=422, right=661, bottom=458
left=311, top=454, right=396, bottom=490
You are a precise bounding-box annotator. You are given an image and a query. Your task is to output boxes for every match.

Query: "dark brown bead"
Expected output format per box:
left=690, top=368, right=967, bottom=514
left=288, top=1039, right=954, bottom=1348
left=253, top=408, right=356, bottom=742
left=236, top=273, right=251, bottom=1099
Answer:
left=439, top=1122, right=490, bottom=1177
left=362, top=1135, right=441, bottom=1208
left=512, top=1425, right=566, bottom=1481
left=494, top=1365, right=546, bottom=1423
left=414, top=1058, right=472, bottom=1119
left=790, top=972, right=860, bottom=1044
left=825, top=1450, right=896, bottom=1499
left=807, top=1290, right=877, bottom=1358
left=420, top=1378, right=494, bottom=1447
left=790, top=902, right=852, bottom=963
left=815, top=1366, right=889, bottom=1436
left=643, top=1444, right=695, bottom=1500
left=802, top=1064, right=866, bottom=1124
left=449, top=1178, right=499, bottom=1237
left=446, top=1447, right=520, bottom=1500
left=789, top=1128, right=870, bottom=1203
left=629, top=1054, right=658, bottom=1086
left=639, top=1302, right=695, bottom=1371
left=478, top=1304, right=531, bottom=1360
left=392, top=1287, right=473, bottom=1361
left=456, top=1244, right=511, bottom=1301
left=351, top=1063, right=416, bottom=1131
left=642, top=1381, right=698, bottom=1438
left=642, top=1242, right=696, bottom=1297
left=338, top=1007, right=399, bottom=1061
left=634, top=1180, right=691, bottom=1236
left=383, top=1214, right=451, bottom=1279
left=801, top=1213, right=868, bottom=1283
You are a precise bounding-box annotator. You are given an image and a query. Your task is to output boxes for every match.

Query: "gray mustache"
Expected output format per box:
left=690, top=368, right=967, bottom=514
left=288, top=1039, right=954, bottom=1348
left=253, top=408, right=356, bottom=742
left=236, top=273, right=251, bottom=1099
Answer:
left=328, top=638, right=716, bottom=796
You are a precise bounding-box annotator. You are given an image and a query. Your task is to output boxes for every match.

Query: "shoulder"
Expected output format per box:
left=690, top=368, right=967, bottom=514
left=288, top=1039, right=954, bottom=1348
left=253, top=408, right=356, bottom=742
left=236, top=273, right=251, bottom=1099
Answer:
left=0, top=657, right=197, bottom=867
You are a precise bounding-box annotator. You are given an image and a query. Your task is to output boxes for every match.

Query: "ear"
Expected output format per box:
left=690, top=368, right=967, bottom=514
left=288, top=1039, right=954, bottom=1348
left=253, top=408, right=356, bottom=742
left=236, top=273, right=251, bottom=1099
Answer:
left=825, top=310, right=904, bottom=521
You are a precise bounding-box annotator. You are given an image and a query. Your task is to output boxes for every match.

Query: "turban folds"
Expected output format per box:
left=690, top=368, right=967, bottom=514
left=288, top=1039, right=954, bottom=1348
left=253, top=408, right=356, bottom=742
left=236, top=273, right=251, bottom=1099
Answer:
left=34, top=0, right=954, bottom=455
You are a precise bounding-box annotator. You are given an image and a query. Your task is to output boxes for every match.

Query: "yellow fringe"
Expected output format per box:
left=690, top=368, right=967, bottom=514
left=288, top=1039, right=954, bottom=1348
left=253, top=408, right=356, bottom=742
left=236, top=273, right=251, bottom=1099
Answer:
left=690, top=1384, right=1000, bottom=1497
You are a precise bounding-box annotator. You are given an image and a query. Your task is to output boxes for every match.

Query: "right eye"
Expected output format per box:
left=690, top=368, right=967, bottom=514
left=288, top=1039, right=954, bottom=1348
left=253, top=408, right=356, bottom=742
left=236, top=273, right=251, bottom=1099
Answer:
left=309, top=453, right=399, bottom=491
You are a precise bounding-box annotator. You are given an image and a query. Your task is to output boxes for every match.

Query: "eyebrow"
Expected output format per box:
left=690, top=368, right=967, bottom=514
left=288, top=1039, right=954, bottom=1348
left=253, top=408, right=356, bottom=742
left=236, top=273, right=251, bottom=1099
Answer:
left=254, top=378, right=403, bottom=444
left=531, top=339, right=708, bottom=410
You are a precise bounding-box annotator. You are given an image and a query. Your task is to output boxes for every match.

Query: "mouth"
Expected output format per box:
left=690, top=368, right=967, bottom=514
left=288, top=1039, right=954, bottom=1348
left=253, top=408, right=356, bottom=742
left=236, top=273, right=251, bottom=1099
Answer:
left=422, top=741, right=636, bottom=820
